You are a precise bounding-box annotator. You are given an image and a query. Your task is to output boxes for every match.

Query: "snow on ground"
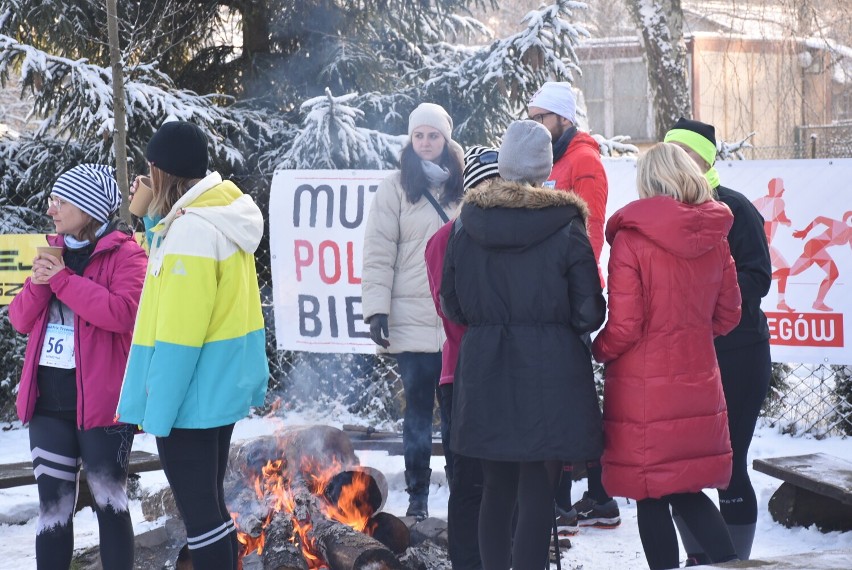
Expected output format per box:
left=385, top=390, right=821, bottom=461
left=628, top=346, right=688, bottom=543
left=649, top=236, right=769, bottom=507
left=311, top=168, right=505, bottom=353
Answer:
left=0, top=409, right=850, bottom=569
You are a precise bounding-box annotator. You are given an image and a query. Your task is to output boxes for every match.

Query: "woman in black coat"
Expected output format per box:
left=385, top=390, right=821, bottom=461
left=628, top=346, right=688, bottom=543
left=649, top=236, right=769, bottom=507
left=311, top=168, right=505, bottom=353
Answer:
left=441, top=121, right=606, bottom=570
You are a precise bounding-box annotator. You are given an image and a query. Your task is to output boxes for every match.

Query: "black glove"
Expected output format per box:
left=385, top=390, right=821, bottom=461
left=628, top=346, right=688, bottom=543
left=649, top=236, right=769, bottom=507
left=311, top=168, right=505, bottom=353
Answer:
left=368, top=313, right=390, bottom=348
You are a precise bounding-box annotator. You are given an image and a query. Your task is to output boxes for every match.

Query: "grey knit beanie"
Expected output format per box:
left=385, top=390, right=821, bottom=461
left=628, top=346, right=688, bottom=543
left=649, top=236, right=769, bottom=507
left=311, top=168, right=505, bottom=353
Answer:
left=498, top=120, right=553, bottom=185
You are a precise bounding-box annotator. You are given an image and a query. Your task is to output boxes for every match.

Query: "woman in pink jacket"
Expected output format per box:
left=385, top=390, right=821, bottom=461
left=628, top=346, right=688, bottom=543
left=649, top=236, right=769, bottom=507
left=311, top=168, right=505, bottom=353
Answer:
left=592, top=144, right=741, bottom=570
left=9, top=164, right=147, bottom=569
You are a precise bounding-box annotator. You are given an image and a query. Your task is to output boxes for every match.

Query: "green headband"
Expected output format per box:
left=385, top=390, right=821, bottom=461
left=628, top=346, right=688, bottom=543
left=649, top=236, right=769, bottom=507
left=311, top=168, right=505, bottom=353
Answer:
left=664, top=128, right=717, bottom=168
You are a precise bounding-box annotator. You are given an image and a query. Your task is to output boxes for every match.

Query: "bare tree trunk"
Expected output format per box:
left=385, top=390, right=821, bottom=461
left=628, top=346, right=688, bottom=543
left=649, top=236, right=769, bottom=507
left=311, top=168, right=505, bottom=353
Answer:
left=625, top=0, right=692, bottom=139
left=105, top=0, right=130, bottom=222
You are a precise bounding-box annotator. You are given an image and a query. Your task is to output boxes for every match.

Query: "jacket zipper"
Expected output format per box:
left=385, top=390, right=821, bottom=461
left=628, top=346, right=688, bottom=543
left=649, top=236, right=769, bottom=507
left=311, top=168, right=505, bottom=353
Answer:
left=76, top=237, right=122, bottom=430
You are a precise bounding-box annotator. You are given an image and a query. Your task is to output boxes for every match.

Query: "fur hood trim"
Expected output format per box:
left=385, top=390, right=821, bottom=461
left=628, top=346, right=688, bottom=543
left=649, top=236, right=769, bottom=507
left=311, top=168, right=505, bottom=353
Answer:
left=464, top=179, right=589, bottom=221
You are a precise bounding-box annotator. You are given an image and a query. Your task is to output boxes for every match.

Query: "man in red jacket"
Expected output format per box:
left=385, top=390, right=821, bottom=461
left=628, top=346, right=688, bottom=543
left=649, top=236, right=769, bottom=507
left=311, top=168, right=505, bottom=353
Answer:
left=527, top=81, right=619, bottom=532
left=528, top=81, right=609, bottom=267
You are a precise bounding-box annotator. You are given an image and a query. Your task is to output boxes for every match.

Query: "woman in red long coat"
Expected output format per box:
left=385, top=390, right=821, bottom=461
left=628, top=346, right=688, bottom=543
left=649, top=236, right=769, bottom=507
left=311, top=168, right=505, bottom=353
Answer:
left=592, top=143, right=742, bottom=570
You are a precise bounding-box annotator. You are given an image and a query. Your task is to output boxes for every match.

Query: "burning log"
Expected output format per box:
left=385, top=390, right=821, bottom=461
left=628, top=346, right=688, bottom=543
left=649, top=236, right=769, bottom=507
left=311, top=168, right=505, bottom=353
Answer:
left=224, top=426, right=407, bottom=569
left=310, top=513, right=402, bottom=570
left=288, top=469, right=400, bottom=570
left=323, top=466, right=388, bottom=517
left=226, top=426, right=363, bottom=537
left=262, top=510, right=309, bottom=570
left=227, top=426, right=360, bottom=489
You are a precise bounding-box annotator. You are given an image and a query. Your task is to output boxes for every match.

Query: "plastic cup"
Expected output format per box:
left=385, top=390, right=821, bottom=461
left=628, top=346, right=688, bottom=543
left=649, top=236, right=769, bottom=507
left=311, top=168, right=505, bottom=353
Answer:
left=129, top=176, right=154, bottom=217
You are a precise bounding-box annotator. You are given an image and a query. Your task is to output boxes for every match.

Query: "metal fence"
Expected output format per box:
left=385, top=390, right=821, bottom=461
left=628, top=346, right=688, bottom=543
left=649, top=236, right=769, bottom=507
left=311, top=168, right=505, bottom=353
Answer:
left=254, top=132, right=852, bottom=439
left=2, top=142, right=851, bottom=438
left=263, top=325, right=852, bottom=438
left=741, top=125, right=852, bottom=160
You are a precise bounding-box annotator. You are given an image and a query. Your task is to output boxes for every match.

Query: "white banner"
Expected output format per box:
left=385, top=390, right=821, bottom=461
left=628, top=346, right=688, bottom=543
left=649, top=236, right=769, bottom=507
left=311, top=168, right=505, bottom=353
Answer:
left=269, top=170, right=383, bottom=353
left=602, top=158, right=851, bottom=365
left=270, top=160, right=852, bottom=364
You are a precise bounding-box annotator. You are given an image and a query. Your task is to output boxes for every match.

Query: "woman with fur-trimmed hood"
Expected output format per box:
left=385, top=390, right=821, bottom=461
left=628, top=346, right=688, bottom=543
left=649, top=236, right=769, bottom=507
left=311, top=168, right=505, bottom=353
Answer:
left=440, top=120, right=606, bottom=570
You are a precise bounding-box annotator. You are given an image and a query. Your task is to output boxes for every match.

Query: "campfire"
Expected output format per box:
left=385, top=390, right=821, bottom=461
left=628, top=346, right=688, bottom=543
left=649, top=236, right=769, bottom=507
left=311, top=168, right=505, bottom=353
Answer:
left=225, top=426, right=410, bottom=570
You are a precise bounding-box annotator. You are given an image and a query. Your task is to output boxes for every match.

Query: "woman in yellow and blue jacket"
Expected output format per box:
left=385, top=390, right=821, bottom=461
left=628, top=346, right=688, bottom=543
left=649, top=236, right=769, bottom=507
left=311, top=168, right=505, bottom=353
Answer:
left=116, top=121, right=268, bottom=570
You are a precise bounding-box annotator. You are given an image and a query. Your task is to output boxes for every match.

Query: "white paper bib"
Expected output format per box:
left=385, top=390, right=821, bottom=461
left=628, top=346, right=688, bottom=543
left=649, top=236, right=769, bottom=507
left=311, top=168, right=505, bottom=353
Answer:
left=39, top=323, right=75, bottom=369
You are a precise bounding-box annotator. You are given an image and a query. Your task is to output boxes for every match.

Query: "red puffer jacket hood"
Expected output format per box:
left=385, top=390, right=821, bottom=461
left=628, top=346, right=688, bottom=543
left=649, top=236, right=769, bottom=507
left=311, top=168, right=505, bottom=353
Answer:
left=606, top=195, right=734, bottom=259
left=593, top=194, right=740, bottom=501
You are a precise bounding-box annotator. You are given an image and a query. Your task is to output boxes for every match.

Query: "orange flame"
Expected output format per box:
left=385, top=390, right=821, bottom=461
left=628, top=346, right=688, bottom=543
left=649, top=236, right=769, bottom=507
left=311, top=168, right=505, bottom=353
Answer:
left=236, top=455, right=378, bottom=568
left=321, top=470, right=375, bottom=534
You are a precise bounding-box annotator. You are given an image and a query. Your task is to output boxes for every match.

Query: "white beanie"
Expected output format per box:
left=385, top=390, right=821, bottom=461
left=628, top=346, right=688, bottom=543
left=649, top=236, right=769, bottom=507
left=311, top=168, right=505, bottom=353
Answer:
left=51, top=164, right=121, bottom=223
left=528, top=82, right=577, bottom=124
left=498, top=121, right=553, bottom=186
left=408, top=103, right=453, bottom=141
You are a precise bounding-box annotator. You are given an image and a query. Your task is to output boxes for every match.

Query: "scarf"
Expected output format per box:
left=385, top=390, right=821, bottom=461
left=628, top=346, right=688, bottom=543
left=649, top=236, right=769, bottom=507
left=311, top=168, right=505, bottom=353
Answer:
left=63, top=221, right=109, bottom=249
left=421, top=160, right=450, bottom=186
left=552, top=126, right=578, bottom=162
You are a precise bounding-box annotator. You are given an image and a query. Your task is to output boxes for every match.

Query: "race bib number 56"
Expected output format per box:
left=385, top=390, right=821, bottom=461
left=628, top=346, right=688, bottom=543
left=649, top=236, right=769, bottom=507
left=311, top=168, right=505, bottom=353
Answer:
left=39, top=323, right=75, bottom=369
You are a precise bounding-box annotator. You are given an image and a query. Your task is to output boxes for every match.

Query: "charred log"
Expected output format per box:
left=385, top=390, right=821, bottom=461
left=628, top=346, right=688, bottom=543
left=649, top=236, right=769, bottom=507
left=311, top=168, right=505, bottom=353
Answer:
left=370, top=512, right=411, bottom=554
left=310, top=514, right=402, bottom=570
left=226, top=426, right=362, bottom=534
left=262, top=510, right=308, bottom=570
left=290, top=472, right=400, bottom=570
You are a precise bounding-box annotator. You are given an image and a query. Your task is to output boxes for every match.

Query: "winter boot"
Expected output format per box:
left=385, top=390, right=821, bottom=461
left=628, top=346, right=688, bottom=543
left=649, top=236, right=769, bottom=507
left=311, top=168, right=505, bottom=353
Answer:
left=727, top=523, right=756, bottom=561
left=405, top=468, right=431, bottom=520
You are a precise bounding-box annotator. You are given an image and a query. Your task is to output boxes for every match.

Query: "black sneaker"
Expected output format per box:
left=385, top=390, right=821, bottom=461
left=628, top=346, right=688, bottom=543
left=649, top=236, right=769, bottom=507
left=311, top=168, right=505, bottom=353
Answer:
left=555, top=505, right=579, bottom=536
left=572, top=491, right=621, bottom=528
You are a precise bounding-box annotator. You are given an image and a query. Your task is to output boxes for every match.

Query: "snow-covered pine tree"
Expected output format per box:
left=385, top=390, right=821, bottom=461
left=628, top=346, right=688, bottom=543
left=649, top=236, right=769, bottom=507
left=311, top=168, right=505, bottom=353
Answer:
left=0, top=0, right=598, bottom=417
left=1, top=1, right=592, bottom=177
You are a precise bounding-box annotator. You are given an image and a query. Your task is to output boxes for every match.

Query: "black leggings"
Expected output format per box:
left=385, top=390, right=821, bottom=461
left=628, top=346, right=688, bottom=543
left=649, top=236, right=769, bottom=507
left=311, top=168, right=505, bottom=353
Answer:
left=638, top=493, right=736, bottom=570
left=157, top=424, right=237, bottom=570
left=717, top=342, right=771, bottom=524
left=440, top=383, right=483, bottom=569
left=29, top=414, right=135, bottom=570
left=478, top=458, right=561, bottom=570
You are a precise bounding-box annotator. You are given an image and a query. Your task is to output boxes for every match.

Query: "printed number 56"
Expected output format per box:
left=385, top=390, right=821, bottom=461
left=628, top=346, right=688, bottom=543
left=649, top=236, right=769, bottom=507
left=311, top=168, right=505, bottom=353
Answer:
left=46, top=338, right=64, bottom=355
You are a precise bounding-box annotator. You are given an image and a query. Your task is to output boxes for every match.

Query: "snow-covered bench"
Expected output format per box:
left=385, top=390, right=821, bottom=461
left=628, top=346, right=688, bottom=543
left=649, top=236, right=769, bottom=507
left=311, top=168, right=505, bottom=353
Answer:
left=0, top=450, right=161, bottom=512
left=0, top=450, right=161, bottom=490
left=753, top=452, right=852, bottom=532
left=343, top=424, right=444, bottom=456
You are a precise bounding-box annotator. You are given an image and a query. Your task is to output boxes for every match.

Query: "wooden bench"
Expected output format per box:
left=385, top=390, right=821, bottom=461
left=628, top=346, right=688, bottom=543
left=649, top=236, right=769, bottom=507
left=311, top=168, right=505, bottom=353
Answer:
left=0, top=450, right=161, bottom=490
left=752, top=452, right=852, bottom=532
left=0, top=450, right=162, bottom=512
left=342, top=425, right=444, bottom=456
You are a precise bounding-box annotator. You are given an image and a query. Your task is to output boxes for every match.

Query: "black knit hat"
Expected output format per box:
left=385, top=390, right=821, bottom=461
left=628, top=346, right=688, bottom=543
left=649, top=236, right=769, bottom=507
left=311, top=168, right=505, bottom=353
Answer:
left=146, top=121, right=209, bottom=179
left=664, top=117, right=718, bottom=169
left=668, top=117, right=716, bottom=147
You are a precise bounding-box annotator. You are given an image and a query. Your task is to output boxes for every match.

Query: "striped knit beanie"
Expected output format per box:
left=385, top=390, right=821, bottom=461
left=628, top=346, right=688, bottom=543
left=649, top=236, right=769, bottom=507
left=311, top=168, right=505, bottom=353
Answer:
left=51, top=164, right=121, bottom=223
left=463, top=146, right=500, bottom=190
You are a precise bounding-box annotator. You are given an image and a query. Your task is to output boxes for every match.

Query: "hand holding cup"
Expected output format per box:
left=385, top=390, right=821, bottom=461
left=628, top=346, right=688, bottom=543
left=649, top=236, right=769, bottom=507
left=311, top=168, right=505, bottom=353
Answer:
left=129, top=175, right=154, bottom=217
left=32, top=247, right=64, bottom=285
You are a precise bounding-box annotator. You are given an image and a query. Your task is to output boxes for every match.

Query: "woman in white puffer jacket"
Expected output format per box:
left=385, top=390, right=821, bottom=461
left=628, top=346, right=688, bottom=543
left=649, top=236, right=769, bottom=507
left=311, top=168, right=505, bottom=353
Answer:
left=361, top=102, right=463, bottom=519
